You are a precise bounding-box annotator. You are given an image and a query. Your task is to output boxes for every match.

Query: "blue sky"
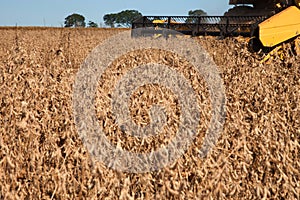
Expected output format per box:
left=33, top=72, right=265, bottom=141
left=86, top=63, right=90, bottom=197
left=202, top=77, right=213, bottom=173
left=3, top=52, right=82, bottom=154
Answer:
left=0, top=0, right=231, bottom=27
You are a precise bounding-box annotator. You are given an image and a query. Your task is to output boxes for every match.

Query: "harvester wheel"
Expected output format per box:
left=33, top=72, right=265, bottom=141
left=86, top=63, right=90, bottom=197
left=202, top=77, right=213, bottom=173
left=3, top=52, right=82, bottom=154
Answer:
left=248, top=37, right=264, bottom=53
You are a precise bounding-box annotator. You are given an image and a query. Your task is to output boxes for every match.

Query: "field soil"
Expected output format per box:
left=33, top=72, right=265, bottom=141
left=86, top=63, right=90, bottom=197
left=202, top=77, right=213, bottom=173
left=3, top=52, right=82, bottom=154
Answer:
left=0, top=27, right=299, bottom=199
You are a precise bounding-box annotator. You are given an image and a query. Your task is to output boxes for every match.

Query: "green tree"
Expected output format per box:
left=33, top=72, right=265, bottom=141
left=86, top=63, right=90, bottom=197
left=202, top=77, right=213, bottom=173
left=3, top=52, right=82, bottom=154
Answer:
left=103, top=13, right=117, bottom=27
left=186, top=9, right=208, bottom=23
left=88, top=21, right=98, bottom=28
left=188, top=9, right=207, bottom=17
left=103, top=10, right=142, bottom=28
left=116, top=10, right=142, bottom=27
left=64, top=13, right=86, bottom=27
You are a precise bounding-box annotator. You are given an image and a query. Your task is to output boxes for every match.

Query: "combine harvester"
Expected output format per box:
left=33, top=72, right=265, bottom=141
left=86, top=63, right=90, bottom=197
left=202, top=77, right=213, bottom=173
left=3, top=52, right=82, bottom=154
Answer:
left=132, top=0, right=300, bottom=57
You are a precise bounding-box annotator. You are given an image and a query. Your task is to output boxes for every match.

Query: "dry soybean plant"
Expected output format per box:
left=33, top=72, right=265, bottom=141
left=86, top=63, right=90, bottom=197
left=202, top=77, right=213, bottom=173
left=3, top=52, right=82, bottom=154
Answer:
left=0, top=27, right=299, bottom=199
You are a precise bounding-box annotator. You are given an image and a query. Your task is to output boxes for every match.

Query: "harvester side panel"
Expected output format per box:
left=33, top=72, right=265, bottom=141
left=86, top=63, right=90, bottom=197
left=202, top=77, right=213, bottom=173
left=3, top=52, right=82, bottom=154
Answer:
left=259, top=6, right=300, bottom=47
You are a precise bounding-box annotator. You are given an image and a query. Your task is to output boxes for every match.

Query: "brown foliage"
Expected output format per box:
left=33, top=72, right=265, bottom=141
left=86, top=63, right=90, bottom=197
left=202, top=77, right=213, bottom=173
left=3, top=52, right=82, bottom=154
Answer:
left=0, top=27, right=299, bottom=199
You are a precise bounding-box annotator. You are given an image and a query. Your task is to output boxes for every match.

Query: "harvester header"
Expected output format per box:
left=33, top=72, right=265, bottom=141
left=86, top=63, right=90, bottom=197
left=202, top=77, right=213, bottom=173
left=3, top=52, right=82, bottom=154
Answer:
left=132, top=0, right=300, bottom=52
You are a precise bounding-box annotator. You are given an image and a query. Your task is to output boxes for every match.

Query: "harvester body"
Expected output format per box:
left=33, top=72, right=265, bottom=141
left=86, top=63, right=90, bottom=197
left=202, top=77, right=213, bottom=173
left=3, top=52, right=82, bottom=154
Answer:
left=132, top=0, right=300, bottom=50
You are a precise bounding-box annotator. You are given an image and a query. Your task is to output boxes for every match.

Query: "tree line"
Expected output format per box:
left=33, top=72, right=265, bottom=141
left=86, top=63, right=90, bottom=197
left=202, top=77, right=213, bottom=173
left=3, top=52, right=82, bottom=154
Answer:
left=64, top=9, right=207, bottom=28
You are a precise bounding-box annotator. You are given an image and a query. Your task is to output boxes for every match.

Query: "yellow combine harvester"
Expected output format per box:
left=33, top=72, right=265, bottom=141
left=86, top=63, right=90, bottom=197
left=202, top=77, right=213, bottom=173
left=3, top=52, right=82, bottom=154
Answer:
left=132, top=0, right=300, bottom=55
left=229, top=0, right=300, bottom=52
